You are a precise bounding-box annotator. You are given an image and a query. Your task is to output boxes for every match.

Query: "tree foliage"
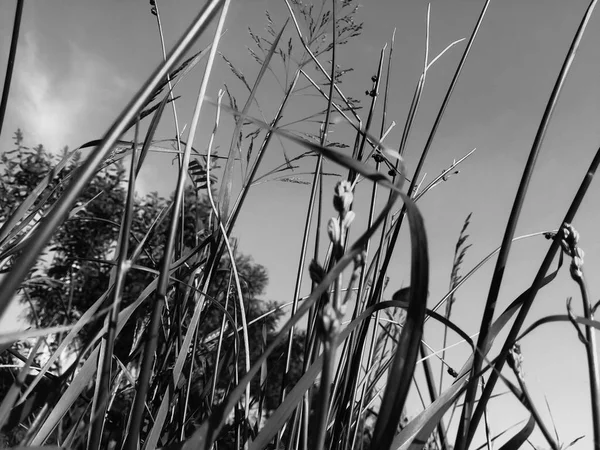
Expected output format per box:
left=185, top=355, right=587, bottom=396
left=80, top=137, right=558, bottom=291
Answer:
left=0, top=130, right=303, bottom=447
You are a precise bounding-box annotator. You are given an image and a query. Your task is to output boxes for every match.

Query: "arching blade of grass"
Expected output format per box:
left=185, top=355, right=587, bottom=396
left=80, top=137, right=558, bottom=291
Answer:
left=498, top=415, right=535, bottom=450
left=0, top=0, right=225, bottom=322
left=517, top=314, right=600, bottom=340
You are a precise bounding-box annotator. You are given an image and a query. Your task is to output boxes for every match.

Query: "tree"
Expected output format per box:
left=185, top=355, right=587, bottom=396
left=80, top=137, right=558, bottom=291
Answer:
left=0, top=130, right=304, bottom=447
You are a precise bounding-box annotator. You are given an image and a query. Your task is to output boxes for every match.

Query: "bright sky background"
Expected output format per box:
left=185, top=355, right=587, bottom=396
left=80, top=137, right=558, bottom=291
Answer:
left=2, top=0, right=600, bottom=448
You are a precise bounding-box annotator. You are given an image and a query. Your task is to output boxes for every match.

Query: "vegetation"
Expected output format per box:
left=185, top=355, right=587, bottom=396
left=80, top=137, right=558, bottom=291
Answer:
left=0, top=0, right=600, bottom=449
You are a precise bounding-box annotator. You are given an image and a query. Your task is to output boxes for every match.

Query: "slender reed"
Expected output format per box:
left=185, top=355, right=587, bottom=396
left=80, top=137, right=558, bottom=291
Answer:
left=561, top=224, right=600, bottom=448
left=458, top=0, right=599, bottom=444
left=122, top=1, right=229, bottom=448
left=467, top=144, right=600, bottom=448
left=0, top=0, right=24, bottom=138
left=460, top=1, right=600, bottom=446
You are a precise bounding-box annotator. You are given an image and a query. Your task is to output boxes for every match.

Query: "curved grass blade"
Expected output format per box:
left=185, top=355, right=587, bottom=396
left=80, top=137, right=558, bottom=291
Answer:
left=369, top=213, right=428, bottom=450
left=498, top=415, right=535, bottom=450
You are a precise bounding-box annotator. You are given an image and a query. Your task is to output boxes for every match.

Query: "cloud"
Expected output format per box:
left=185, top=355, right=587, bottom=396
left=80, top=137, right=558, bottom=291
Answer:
left=10, top=31, right=135, bottom=152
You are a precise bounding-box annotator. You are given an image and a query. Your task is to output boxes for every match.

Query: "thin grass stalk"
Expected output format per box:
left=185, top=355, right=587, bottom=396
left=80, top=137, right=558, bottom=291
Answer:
left=286, top=2, right=340, bottom=446
left=181, top=323, right=199, bottom=441
left=204, top=90, right=252, bottom=422
left=218, top=19, right=289, bottom=223
left=351, top=27, right=396, bottom=450
left=342, top=10, right=435, bottom=412
left=283, top=0, right=361, bottom=124
left=466, top=144, right=600, bottom=448
left=0, top=0, right=23, bottom=137
left=152, top=0, right=184, bottom=169
left=371, top=0, right=492, bottom=316
left=503, top=349, right=560, bottom=450
left=225, top=69, right=300, bottom=237
left=420, top=342, right=449, bottom=450
left=122, top=2, right=228, bottom=447
left=88, top=119, right=140, bottom=450
left=347, top=48, right=385, bottom=185
left=575, top=272, right=600, bottom=447
left=328, top=46, right=386, bottom=449
left=151, top=0, right=187, bottom=368
left=458, top=1, right=599, bottom=446
left=283, top=0, right=338, bottom=410
left=0, top=0, right=225, bottom=322
left=188, top=149, right=411, bottom=450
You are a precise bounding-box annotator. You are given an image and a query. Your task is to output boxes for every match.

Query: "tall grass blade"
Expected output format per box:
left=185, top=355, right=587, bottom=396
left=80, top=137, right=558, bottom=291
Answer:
left=468, top=144, right=600, bottom=446
left=0, top=0, right=24, bottom=137
left=390, top=258, right=562, bottom=450
left=122, top=1, right=229, bottom=448
left=460, top=1, right=600, bottom=445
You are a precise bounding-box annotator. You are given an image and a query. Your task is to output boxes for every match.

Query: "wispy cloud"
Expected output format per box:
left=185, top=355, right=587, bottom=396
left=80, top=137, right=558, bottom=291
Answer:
left=10, top=31, right=135, bottom=152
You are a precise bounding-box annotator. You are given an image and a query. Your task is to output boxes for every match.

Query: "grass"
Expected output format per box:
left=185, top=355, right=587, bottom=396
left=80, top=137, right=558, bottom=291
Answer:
left=1, top=0, right=600, bottom=449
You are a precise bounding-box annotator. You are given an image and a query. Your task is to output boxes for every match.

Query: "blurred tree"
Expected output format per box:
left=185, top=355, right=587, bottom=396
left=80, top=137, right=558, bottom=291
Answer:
left=0, top=130, right=304, bottom=447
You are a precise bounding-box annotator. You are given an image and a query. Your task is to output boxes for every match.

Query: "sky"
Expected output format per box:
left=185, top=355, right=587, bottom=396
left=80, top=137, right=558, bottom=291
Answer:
left=2, top=0, right=600, bottom=448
